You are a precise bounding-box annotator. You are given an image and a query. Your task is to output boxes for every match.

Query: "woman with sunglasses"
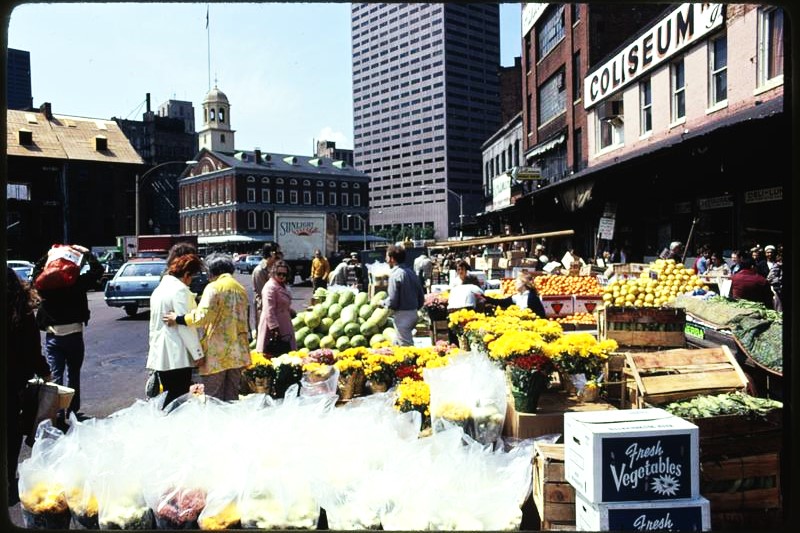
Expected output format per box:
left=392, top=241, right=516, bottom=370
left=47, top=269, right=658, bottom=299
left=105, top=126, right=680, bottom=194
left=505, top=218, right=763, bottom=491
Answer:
left=256, top=260, right=298, bottom=356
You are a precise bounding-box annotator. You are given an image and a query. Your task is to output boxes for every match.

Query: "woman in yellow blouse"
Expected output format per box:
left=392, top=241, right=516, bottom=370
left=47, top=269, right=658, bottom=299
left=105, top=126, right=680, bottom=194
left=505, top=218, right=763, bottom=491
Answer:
left=164, top=253, right=251, bottom=401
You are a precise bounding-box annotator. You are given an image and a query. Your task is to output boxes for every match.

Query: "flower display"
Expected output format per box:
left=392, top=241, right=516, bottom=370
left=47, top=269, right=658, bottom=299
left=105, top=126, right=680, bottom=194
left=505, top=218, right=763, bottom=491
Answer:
left=394, top=377, right=431, bottom=427
left=154, top=487, right=207, bottom=529
left=65, top=486, right=99, bottom=528
left=199, top=502, right=241, bottom=530
left=303, top=348, right=336, bottom=365
left=271, top=352, right=305, bottom=398
left=243, top=351, right=276, bottom=381
left=545, top=333, right=618, bottom=379
left=20, top=482, right=68, bottom=515
left=362, top=352, right=403, bottom=386
left=423, top=292, right=449, bottom=320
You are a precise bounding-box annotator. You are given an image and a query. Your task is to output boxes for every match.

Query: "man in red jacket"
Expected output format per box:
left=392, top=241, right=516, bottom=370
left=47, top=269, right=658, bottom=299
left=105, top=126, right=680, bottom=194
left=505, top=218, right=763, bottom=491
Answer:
left=730, top=256, right=773, bottom=308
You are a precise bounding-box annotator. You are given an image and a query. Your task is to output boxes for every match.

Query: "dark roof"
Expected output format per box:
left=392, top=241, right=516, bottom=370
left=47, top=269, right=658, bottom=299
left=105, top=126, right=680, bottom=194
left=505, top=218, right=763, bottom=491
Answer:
left=211, top=149, right=369, bottom=179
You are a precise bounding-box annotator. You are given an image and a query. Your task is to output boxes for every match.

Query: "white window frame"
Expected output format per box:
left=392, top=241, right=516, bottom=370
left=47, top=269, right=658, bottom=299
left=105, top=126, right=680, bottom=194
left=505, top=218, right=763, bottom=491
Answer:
left=329, top=191, right=337, bottom=206
left=353, top=194, right=361, bottom=207
left=247, top=188, right=256, bottom=203
left=341, top=192, right=349, bottom=206
left=276, top=190, right=285, bottom=204
left=226, top=211, right=232, bottom=230
left=290, top=190, right=298, bottom=204
left=317, top=191, right=325, bottom=205
left=303, top=191, right=311, bottom=204
left=709, top=34, right=728, bottom=108
left=262, top=211, right=271, bottom=230
left=342, top=214, right=349, bottom=230
left=261, top=189, right=270, bottom=203
left=671, top=58, right=686, bottom=123
left=757, top=7, right=784, bottom=88
left=639, top=78, right=652, bottom=136
left=596, top=113, right=624, bottom=153
left=247, top=211, right=256, bottom=229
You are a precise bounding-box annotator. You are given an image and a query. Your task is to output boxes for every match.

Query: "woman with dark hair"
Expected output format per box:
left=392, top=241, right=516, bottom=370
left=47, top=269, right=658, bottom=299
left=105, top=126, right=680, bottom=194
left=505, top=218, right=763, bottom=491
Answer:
left=164, top=253, right=251, bottom=401
left=147, top=254, right=205, bottom=408
left=256, top=259, right=299, bottom=355
left=6, top=268, right=52, bottom=504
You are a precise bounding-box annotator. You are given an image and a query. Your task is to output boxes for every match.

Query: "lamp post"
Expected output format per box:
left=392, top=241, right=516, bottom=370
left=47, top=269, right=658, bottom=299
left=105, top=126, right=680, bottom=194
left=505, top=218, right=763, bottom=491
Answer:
left=347, top=213, right=368, bottom=251
left=135, top=160, right=197, bottom=238
left=422, top=185, right=463, bottom=239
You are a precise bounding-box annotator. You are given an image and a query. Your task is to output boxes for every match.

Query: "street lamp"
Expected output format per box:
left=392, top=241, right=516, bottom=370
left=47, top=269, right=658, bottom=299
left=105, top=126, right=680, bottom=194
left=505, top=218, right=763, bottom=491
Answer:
left=347, top=213, right=368, bottom=251
left=422, top=185, right=463, bottom=239
left=135, top=160, right=197, bottom=238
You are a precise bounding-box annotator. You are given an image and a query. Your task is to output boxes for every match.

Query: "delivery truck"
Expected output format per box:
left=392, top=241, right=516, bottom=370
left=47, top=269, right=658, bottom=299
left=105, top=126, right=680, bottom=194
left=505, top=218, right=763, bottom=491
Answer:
left=274, top=212, right=337, bottom=281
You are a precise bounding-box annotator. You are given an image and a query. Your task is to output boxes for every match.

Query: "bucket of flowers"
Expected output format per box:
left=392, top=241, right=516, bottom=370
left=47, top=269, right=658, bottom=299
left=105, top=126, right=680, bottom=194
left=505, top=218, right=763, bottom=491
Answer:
left=334, top=348, right=369, bottom=400
left=394, top=377, right=431, bottom=432
left=545, top=333, right=618, bottom=400
left=363, top=349, right=402, bottom=393
left=423, top=292, right=449, bottom=321
left=243, top=352, right=276, bottom=395
left=506, top=352, right=557, bottom=413
left=271, top=352, right=304, bottom=398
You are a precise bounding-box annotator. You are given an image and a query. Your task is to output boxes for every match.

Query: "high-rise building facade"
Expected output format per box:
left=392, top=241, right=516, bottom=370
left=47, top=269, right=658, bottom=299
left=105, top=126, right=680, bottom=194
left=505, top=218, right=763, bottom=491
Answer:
left=351, top=3, right=501, bottom=240
left=6, top=48, right=33, bottom=110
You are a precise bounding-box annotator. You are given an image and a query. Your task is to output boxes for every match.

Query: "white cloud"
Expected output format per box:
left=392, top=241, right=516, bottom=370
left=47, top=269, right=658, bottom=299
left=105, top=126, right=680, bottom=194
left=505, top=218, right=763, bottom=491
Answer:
left=316, top=127, right=350, bottom=149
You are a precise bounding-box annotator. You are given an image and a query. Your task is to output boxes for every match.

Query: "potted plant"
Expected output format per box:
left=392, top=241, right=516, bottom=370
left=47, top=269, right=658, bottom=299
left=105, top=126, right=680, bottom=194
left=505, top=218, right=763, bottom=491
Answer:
left=507, top=352, right=557, bottom=413
left=243, top=352, right=276, bottom=394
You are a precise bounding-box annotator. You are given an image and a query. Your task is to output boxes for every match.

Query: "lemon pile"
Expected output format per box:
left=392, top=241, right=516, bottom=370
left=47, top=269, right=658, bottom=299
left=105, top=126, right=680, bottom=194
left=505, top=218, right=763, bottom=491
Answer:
left=602, top=258, right=708, bottom=308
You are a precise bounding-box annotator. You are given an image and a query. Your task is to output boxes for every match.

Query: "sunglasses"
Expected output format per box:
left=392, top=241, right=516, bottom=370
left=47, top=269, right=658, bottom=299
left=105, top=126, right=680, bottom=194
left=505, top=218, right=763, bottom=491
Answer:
left=275, top=271, right=289, bottom=278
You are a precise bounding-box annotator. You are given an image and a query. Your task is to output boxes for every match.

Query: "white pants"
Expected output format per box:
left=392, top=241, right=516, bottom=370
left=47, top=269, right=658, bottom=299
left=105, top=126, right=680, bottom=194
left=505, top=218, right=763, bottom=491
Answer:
left=392, top=309, right=418, bottom=346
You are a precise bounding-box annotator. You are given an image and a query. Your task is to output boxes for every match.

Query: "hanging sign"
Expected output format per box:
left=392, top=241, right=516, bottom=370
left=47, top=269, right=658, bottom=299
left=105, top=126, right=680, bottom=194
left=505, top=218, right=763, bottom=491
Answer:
left=598, top=217, right=616, bottom=240
left=744, top=186, right=782, bottom=204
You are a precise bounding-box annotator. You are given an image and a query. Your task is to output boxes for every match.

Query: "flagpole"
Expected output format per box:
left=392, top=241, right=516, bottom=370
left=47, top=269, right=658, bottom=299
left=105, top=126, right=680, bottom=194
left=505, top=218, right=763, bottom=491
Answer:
left=206, top=4, right=211, bottom=90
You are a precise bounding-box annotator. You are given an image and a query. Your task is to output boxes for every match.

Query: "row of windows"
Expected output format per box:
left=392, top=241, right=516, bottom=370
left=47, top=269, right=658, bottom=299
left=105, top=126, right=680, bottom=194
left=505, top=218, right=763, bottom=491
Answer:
left=182, top=211, right=234, bottom=234
left=600, top=5, right=784, bottom=153
left=354, top=83, right=443, bottom=110
left=484, top=140, right=521, bottom=180
left=244, top=175, right=361, bottom=189
left=243, top=188, right=362, bottom=208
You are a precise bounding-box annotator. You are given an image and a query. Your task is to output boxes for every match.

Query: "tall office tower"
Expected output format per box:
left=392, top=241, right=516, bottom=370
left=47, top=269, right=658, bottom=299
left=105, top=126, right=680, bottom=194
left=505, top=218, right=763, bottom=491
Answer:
left=352, top=3, right=500, bottom=240
left=6, top=48, right=33, bottom=110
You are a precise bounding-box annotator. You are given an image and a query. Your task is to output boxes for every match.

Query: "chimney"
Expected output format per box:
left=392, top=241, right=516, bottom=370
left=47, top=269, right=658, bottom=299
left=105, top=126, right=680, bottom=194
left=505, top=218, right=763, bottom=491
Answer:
left=254, top=147, right=262, bottom=164
left=146, top=93, right=151, bottom=113
left=39, top=102, right=52, bottom=119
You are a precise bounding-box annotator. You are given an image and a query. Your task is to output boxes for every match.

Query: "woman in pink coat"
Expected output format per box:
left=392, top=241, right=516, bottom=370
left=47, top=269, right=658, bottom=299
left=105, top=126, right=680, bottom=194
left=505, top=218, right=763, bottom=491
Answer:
left=256, top=260, right=297, bottom=355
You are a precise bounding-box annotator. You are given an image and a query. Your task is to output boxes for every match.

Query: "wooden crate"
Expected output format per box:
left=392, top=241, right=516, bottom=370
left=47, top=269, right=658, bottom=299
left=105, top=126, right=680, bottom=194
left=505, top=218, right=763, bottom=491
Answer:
left=701, top=452, right=781, bottom=512
left=624, top=346, right=749, bottom=408
left=533, top=443, right=576, bottom=531
left=598, top=306, right=686, bottom=348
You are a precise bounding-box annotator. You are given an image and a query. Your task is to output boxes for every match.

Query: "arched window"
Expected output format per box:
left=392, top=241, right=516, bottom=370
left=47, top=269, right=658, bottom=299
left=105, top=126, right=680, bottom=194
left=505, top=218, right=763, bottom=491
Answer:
left=248, top=211, right=257, bottom=229
left=247, top=175, right=256, bottom=182
left=276, top=178, right=284, bottom=185
left=302, top=180, right=311, bottom=186
left=261, top=177, right=269, bottom=184
left=316, top=180, right=324, bottom=187
left=262, top=211, right=271, bottom=230
left=219, top=109, right=225, bottom=123
left=209, top=108, right=215, bottom=120
left=290, top=179, right=298, bottom=185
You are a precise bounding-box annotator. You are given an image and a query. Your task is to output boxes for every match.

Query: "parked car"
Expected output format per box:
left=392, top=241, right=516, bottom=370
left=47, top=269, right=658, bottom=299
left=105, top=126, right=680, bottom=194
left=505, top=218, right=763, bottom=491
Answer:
left=104, top=258, right=209, bottom=316
left=236, top=255, right=263, bottom=273
left=104, top=259, right=166, bottom=316
left=7, top=260, right=34, bottom=283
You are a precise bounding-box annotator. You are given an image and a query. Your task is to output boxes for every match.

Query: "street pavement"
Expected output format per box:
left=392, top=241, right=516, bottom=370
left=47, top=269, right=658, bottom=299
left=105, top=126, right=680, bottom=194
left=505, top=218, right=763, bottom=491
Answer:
left=5, top=273, right=313, bottom=526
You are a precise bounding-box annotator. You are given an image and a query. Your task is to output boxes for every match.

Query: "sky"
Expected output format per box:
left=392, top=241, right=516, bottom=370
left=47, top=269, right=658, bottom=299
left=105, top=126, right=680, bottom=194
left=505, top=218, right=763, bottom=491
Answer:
left=7, top=2, right=522, bottom=156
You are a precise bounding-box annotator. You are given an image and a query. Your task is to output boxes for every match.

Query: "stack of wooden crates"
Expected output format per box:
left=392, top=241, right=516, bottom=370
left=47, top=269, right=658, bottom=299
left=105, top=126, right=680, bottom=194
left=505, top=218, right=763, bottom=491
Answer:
left=623, top=346, right=783, bottom=530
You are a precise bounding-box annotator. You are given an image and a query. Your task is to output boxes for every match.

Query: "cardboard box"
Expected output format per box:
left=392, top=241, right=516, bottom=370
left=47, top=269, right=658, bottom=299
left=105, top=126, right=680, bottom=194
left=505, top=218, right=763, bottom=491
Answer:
left=504, top=391, right=616, bottom=440
left=573, top=296, right=603, bottom=315
left=575, top=492, right=710, bottom=531
left=541, top=295, right=574, bottom=317
left=564, top=408, right=699, bottom=503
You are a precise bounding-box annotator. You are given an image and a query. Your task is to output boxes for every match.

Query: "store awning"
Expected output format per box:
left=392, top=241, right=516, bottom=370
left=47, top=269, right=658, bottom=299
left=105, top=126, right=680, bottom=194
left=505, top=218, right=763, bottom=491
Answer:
left=525, top=133, right=566, bottom=160
left=429, top=229, right=574, bottom=249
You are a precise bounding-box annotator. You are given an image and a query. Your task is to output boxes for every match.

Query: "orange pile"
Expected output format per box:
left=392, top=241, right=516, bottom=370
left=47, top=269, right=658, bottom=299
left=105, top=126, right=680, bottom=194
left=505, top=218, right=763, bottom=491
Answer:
left=554, top=312, right=597, bottom=325
left=534, top=275, right=603, bottom=296
left=499, top=278, right=516, bottom=296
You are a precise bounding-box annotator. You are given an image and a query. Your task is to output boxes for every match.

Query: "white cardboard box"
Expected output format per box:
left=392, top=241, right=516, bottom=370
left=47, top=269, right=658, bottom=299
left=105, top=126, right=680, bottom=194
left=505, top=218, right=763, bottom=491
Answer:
left=564, top=408, right=699, bottom=503
left=575, top=492, right=710, bottom=531
left=540, top=295, right=574, bottom=317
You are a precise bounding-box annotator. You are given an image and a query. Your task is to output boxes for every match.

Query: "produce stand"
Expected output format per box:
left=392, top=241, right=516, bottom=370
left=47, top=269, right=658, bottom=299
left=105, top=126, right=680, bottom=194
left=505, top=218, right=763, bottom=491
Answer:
left=622, top=346, right=783, bottom=529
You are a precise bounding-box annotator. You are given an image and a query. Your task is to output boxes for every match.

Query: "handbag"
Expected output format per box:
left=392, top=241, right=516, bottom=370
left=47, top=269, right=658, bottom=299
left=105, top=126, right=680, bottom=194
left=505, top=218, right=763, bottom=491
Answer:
left=145, top=371, right=162, bottom=398
left=265, top=333, right=292, bottom=356
left=19, top=378, right=62, bottom=446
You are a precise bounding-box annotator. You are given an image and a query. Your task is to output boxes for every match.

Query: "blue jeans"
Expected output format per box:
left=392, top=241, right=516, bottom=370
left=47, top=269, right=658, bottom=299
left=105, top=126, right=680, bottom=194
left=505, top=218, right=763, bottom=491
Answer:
left=45, top=332, right=84, bottom=415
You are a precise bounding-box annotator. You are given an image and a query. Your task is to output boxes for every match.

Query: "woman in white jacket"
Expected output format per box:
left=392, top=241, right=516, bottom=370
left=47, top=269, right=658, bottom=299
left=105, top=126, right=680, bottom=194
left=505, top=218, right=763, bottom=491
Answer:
left=147, top=254, right=205, bottom=407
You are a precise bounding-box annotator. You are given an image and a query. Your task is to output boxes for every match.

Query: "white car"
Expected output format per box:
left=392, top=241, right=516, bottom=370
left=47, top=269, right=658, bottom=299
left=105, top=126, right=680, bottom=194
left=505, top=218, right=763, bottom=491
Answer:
left=7, top=260, right=35, bottom=283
